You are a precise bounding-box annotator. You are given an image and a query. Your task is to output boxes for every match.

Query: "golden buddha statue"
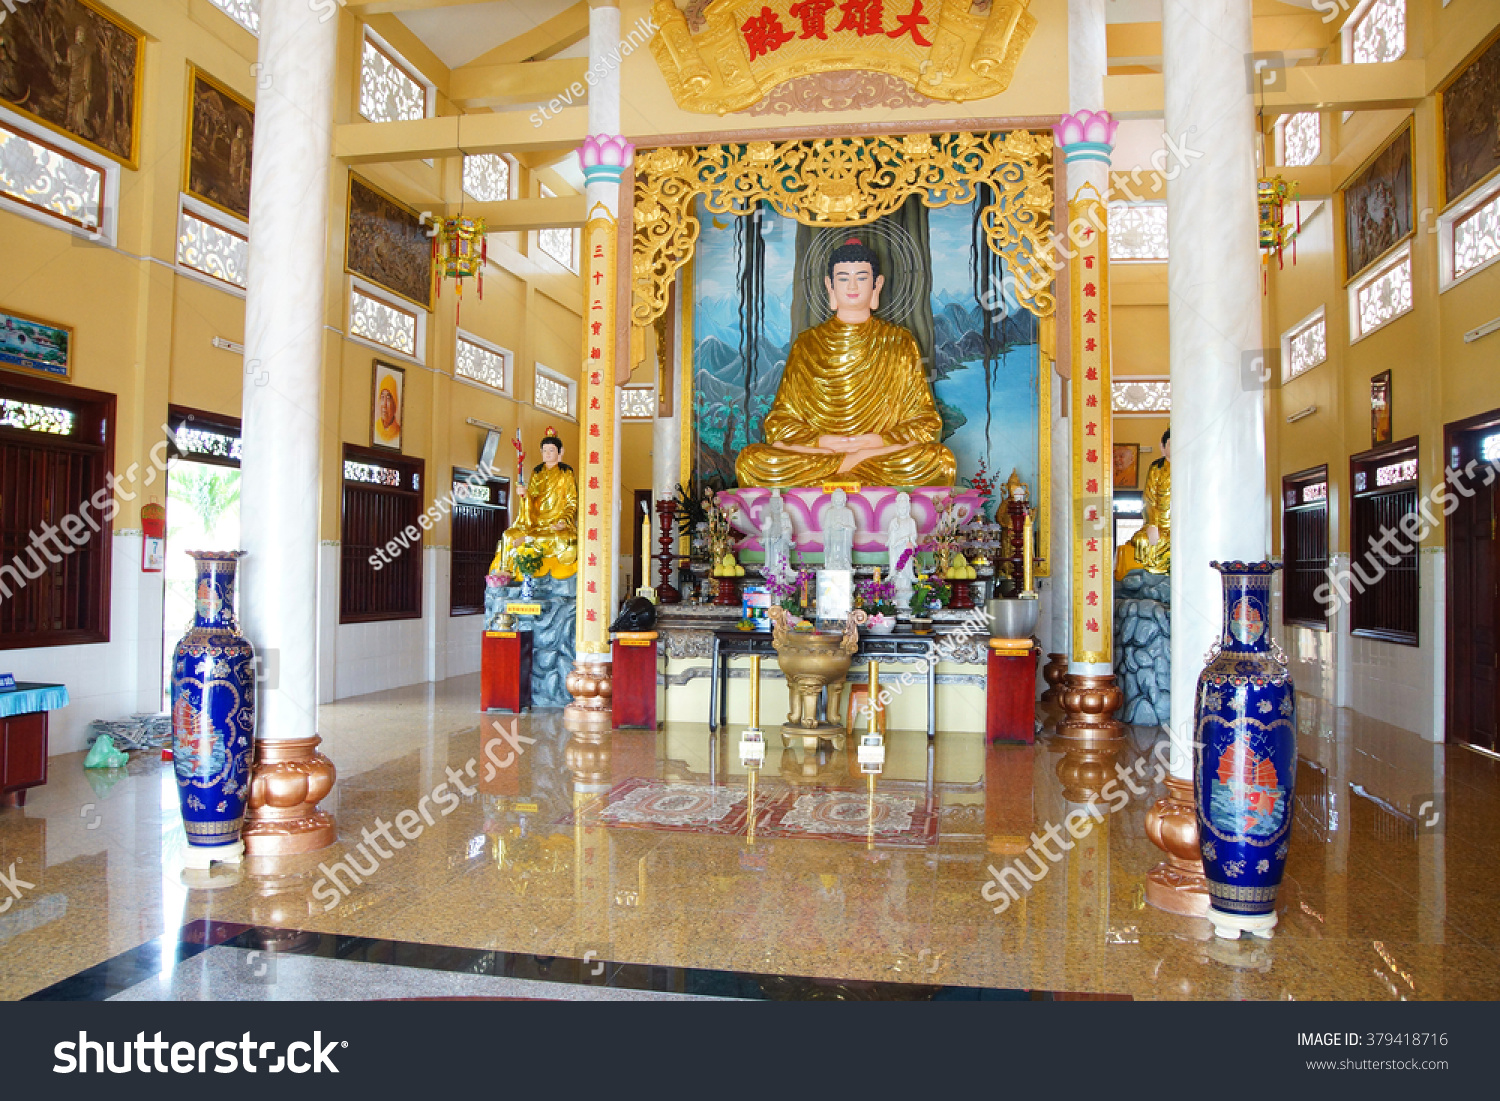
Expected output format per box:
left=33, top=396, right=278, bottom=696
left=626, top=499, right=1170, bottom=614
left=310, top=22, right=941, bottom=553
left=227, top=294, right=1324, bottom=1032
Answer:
left=735, top=239, right=956, bottom=489
left=491, top=431, right=578, bottom=577
left=1123, top=429, right=1170, bottom=576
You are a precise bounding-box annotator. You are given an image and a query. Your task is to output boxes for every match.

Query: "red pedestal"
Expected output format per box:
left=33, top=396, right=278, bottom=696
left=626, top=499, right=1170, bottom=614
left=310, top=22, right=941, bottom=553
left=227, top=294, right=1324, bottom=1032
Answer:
left=986, top=644, right=1038, bottom=743
left=481, top=630, right=533, bottom=713
left=611, top=632, right=658, bottom=729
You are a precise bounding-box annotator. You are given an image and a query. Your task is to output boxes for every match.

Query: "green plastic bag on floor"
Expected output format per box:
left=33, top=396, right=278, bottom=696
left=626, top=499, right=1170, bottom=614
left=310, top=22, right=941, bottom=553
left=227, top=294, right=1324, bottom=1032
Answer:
left=84, top=734, right=130, bottom=770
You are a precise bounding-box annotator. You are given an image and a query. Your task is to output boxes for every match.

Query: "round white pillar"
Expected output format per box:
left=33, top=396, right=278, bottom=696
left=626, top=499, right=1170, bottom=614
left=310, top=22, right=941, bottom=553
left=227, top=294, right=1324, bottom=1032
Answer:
left=1162, top=0, right=1269, bottom=777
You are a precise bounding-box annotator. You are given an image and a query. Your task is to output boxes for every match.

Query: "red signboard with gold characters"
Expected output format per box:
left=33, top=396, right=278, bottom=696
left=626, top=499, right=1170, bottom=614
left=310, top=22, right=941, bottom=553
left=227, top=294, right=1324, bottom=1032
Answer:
left=1069, top=189, right=1112, bottom=665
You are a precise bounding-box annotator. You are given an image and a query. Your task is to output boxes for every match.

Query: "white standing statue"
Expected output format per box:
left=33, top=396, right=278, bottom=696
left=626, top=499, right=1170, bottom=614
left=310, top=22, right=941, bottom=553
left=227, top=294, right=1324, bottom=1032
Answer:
left=887, top=491, right=918, bottom=607
left=822, top=487, right=856, bottom=572
left=760, top=492, right=794, bottom=580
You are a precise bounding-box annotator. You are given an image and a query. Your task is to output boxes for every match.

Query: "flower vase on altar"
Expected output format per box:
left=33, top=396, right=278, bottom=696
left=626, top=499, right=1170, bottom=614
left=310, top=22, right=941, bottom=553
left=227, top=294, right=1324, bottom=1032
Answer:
left=1195, top=560, right=1296, bottom=940
left=170, top=551, right=255, bottom=869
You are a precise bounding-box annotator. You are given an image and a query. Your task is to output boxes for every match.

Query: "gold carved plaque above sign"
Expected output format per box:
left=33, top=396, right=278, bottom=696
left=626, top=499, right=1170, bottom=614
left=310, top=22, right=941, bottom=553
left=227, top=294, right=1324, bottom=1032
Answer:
left=649, top=0, right=1037, bottom=115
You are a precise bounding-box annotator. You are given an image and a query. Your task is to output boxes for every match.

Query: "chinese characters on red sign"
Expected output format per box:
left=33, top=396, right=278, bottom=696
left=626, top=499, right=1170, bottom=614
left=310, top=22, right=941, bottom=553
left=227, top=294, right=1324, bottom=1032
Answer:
left=742, top=0, right=932, bottom=61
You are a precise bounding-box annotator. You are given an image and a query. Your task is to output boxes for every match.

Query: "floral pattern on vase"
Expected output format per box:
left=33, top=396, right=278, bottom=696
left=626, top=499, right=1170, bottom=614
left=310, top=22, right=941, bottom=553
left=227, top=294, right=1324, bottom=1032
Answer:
left=171, top=551, right=255, bottom=858
left=1194, top=560, right=1296, bottom=936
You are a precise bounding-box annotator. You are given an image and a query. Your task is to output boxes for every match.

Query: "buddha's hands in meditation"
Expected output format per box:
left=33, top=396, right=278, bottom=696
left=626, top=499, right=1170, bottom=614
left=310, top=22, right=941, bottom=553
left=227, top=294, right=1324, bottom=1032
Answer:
left=779, top=433, right=904, bottom=473
left=1144, top=524, right=1160, bottom=545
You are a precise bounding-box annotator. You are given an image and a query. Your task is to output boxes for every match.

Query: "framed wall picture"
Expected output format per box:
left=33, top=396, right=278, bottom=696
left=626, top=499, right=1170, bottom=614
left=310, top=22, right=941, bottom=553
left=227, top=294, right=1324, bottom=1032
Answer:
left=184, top=66, right=254, bottom=221
left=371, top=361, right=405, bottom=452
left=346, top=175, right=434, bottom=310
left=1341, top=120, right=1415, bottom=281
left=1440, top=28, right=1500, bottom=206
left=1112, top=442, right=1140, bottom=489
left=0, top=307, right=73, bottom=380
left=1371, top=370, right=1392, bottom=447
left=0, top=0, right=146, bottom=167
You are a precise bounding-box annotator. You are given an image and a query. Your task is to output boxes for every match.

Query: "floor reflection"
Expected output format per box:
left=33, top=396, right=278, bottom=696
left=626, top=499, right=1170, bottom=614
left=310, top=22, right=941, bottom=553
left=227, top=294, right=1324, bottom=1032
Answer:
left=1, top=676, right=1497, bottom=1000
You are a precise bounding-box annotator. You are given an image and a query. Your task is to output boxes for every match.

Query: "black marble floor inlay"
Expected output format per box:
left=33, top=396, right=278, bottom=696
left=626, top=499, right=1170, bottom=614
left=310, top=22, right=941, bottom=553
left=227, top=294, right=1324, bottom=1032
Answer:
left=25, top=921, right=1125, bottom=1002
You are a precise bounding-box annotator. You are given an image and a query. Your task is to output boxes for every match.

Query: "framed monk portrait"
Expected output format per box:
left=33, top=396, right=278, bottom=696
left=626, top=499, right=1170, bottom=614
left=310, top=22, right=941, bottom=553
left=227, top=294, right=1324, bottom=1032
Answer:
left=1113, top=443, right=1140, bottom=490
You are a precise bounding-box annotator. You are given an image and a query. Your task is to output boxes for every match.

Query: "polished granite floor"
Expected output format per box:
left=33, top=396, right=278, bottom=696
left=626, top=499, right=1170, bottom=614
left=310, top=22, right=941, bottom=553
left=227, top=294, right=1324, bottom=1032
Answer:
left=2, top=673, right=1497, bottom=1001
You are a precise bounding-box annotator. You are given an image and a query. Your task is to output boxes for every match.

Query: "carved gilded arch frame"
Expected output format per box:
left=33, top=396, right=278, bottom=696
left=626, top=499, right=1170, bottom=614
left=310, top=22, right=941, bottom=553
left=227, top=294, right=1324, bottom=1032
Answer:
left=634, top=126, right=1061, bottom=576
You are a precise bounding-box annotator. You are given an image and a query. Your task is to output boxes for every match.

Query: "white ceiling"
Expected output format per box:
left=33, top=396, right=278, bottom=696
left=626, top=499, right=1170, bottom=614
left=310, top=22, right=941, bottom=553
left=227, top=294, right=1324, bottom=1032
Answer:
left=397, top=0, right=579, bottom=69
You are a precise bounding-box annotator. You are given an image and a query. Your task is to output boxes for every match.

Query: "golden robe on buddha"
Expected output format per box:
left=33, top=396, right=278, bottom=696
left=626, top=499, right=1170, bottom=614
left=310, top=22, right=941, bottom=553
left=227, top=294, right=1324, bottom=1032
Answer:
left=734, top=317, right=956, bottom=488
left=1125, top=457, right=1170, bottom=575
left=492, top=463, right=578, bottom=576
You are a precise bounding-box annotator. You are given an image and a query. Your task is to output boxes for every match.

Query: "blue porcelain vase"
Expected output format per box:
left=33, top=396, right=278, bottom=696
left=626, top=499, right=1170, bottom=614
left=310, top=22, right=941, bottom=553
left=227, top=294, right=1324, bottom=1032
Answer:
left=1194, top=560, right=1296, bottom=939
left=171, top=551, right=255, bottom=867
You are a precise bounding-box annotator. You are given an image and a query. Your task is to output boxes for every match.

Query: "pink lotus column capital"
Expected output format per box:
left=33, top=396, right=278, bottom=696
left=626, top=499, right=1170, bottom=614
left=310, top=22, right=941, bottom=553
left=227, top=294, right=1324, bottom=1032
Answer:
left=1054, top=110, right=1119, bottom=165
left=577, top=134, right=635, bottom=185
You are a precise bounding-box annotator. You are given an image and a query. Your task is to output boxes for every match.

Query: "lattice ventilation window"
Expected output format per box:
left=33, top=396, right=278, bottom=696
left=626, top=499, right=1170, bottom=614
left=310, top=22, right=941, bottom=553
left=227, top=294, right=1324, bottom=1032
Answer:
left=0, top=119, right=103, bottom=233
left=207, top=0, right=259, bottom=34
left=1281, top=112, right=1320, bottom=167
left=1453, top=189, right=1500, bottom=280
left=1482, top=434, right=1500, bottom=464
left=538, top=227, right=576, bottom=270
left=1351, top=0, right=1405, bottom=63
left=360, top=36, right=428, bottom=123
left=1112, top=380, right=1171, bottom=414
left=620, top=387, right=656, bottom=419
left=344, top=460, right=402, bottom=487
left=1351, top=249, right=1412, bottom=340
left=351, top=286, right=419, bottom=358
left=0, top=398, right=74, bottom=435
left=177, top=208, right=248, bottom=289
left=174, top=424, right=243, bottom=462
left=1108, top=203, right=1169, bottom=262
left=1283, top=311, right=1327, bottom=381
left=455, top=336, right=508, bottom=393
left=463, top=155, right=512, bottom=202
left=534, top=372, right=573, bottom=418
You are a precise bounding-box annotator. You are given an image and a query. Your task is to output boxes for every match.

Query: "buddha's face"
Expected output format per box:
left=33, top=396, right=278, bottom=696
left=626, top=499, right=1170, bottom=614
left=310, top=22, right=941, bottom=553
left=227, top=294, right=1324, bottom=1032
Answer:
left=825, top=262, right=884, bottom=314
left=541, top=442, right=561, bottom=468
left=1162, top=437, right=1171, bottom=461
left=831, top=489, right=846, bottom=507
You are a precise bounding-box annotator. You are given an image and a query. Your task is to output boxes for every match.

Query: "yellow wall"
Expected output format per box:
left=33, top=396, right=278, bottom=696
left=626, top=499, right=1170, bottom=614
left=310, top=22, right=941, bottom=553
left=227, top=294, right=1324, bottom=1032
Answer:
left=0, top=0, right=586, bottom=556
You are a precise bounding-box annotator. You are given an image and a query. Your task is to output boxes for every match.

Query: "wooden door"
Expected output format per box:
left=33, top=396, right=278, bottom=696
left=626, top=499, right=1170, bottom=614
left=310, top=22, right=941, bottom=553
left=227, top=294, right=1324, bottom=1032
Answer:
left=1446, top=416, right=1500, bottom=755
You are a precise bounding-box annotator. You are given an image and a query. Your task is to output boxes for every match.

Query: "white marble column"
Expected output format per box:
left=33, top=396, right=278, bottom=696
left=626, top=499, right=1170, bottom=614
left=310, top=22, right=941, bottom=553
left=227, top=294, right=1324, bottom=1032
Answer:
left=1162, top=0, right=1269, bottom=776
left=239, top=0, right=339, bottom=854
left=565, top=0, right=630, bottom=728
left=1055, top=0, right=1109, bottom=669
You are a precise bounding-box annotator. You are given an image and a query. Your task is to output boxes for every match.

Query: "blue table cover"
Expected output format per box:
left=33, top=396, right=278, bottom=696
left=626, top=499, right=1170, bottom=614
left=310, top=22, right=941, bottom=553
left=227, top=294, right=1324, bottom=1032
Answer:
left=0, top=683, right=69, bottom=719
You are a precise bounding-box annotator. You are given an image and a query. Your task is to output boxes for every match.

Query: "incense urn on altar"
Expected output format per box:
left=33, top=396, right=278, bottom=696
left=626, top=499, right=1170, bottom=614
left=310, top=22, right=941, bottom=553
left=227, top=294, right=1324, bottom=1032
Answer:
left=769, top=606, right=868, bottom=750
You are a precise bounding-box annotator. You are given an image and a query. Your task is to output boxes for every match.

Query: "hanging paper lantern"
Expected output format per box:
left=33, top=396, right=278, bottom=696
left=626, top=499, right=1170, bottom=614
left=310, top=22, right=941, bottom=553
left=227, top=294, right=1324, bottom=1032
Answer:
left=1257, top=175, right=1301, bottom=271
left=432, top=215, right=488, bottom=322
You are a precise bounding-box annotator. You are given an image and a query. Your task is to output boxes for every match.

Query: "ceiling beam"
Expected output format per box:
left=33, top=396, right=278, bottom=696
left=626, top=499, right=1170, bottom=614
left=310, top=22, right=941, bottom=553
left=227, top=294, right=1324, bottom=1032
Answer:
left=450, top=58, right=589, bottom=108
left=458, top=2, right=590, bottom=67
left=336, top=108, right=588, bottom=163
left=346, top=0, right=507, bottom=13
left=448, top=195, right=585, bottom=230
left=1104, top=58, right=1428, bottom=119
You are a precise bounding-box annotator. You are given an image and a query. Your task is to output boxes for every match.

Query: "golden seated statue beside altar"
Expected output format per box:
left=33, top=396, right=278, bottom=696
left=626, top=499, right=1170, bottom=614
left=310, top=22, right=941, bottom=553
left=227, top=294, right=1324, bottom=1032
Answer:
left=490, top=433, right=579, bottom=579
left=734, top=237, right=956, bottom=491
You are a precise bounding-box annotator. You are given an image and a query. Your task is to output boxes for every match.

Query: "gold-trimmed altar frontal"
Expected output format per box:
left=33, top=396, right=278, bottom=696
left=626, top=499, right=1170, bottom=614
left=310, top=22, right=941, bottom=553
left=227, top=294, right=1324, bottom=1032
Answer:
left=649, top=0, right=1036, bottom=115
left=633, top=131, right=1055, bottom=332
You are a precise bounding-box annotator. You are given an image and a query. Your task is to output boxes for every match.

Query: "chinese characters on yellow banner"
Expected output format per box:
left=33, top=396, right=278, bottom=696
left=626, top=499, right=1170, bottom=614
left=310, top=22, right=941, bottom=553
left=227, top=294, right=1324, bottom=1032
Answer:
left=577, top=206, right=618, bottom=654
left=1070, top=194, right=1112, bottom=664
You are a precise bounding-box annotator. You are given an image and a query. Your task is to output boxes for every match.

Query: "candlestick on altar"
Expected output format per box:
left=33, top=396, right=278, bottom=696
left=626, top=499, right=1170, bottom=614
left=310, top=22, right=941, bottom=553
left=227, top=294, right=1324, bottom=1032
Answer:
left=868, top=660, right=880, bottom=735
left=748, top=654, right=761, bottom=730
left=1022, top=511, right=1035, bottom=595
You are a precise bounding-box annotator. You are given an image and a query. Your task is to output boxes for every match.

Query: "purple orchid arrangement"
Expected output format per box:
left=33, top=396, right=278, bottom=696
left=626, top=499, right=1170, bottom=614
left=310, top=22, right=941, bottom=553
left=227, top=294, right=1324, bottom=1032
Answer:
left=764, top=567, right=815, bottom=612
left=856, top=577, right=896, bottom=613
left=894, top=541, right=937, bottom=575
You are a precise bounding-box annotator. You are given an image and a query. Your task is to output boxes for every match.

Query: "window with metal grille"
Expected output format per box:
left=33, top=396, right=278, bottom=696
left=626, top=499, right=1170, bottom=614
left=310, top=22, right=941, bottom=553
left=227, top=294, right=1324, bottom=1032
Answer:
left=0, top=376, right=115, bottom=649
left=1282, top=466, right=1329, bottom=627
left=340, top=444, right=424, bottom=623
left=449, top=467, right=509, bottom=616
left=1350, top=439, right=1419, bottom=645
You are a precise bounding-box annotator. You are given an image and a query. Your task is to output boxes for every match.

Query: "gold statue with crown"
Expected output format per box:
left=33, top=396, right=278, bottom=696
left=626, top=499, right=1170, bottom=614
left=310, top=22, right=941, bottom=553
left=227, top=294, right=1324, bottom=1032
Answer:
left=491, top=427, right=578, bottom=578
left=735, top=237, right=956, bottom=489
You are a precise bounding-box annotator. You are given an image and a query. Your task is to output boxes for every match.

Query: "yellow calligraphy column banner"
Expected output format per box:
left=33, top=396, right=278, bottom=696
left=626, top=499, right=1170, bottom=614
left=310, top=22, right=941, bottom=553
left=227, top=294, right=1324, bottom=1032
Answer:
left=576, top=203, right=618, bottom=655
left=1069, top=188, right=1112, bottom=665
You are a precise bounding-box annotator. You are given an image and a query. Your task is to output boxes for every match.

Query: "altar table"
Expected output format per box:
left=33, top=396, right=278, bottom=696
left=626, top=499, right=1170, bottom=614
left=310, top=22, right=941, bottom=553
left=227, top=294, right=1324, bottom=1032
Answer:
left=709, top=628, right=944, bottom=741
